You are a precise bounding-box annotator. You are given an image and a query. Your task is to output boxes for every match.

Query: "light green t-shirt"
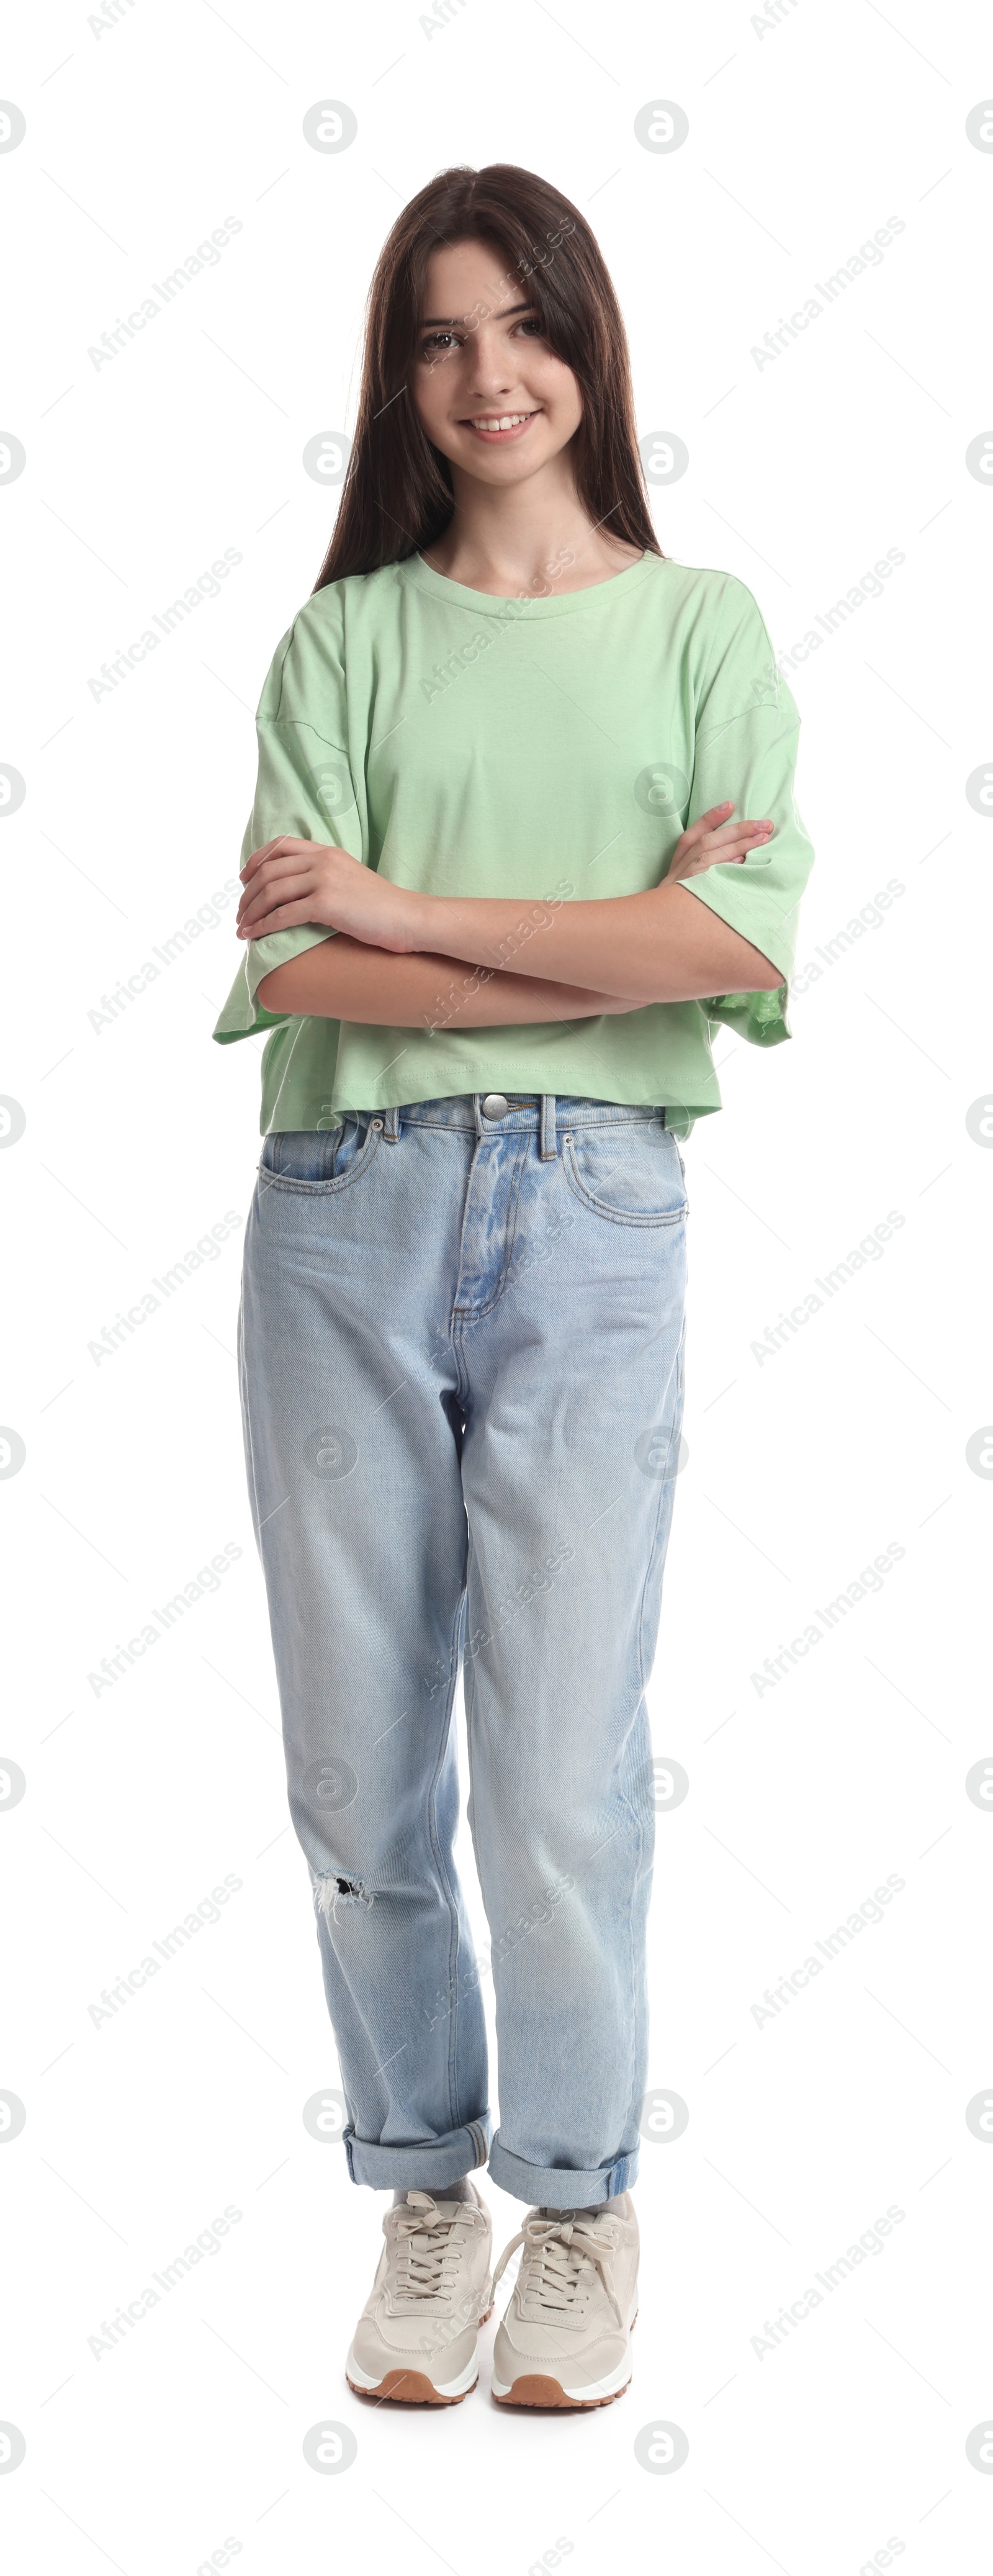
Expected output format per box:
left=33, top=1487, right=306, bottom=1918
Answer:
left=212, top=549, right=814, bottom=1135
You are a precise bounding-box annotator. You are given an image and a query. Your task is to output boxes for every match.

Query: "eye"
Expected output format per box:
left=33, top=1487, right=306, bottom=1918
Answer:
left=515, top=317, right=544, bottom=337
left=420, top=330, right=460, bottom=356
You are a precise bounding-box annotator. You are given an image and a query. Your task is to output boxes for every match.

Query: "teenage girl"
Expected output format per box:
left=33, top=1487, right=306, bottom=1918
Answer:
left=215, top=161, right=813, bottom=2412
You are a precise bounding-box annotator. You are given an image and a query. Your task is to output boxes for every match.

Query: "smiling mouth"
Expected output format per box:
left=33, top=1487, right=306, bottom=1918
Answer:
left=462, top=410, right=541, bottom=440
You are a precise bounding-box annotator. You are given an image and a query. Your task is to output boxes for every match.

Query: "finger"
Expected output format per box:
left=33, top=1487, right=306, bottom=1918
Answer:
left=240, top=839, right=311, bottom=885
left=706, top=816, right=772, bottom=845
left=235, top=855, right=316, bottom=917
left=238, top=864, right=317, bottom=911
left=240, top=836, right=310, bottom=883
left=697, top=826, right=773, bottom=859
left=678, top=802, right=734, bottom=849
left=238, top=874, right=315, bottom=929
left=242, top=901, right=320, bottom=939
left=240, top=839, right=290, bottom=880
left=694, top=833, right=773, bottom=863
left=675, top=829, right=772, bottom=875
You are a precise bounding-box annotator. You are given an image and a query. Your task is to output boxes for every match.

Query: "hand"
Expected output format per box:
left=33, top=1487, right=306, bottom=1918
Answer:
left=666, top=801, right=773, bottom=884
left=236, top=838, right=418, bottom=952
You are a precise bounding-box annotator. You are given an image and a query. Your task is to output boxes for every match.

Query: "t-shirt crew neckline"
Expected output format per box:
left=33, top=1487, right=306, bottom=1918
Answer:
left=402, top=549, right=657, bottom=618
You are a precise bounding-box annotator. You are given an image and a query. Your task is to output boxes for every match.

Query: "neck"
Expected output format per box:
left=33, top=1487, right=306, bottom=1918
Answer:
left=423, top=458, right=640, bottom=599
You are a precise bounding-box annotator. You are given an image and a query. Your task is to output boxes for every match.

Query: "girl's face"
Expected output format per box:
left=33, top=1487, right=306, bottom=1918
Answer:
left=410, top=238, right=583, bottom=487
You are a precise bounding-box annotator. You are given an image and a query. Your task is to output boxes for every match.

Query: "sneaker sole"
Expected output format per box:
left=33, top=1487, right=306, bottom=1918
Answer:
left=491, top=2315, right=637, bottom=2411
left=346, top=2366, right=478, bottom=2407
left=491, top=2372, right=631, bottom=2410
left=346, top=2307, right=493, bottom=2408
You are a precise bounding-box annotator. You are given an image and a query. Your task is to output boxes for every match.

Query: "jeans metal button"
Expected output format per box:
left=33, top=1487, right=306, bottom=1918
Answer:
left=481, top=1093, right=509, bottom=1120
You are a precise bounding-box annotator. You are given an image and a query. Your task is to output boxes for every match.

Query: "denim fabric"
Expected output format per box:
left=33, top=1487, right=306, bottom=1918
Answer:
left=239, top=1095, right=687, bottom=2206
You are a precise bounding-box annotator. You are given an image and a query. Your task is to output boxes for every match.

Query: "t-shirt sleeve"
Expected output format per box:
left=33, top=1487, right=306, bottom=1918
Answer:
left=676, top=576, right=815, bottom=1047
left=212, top=603, right=362, bottom=1046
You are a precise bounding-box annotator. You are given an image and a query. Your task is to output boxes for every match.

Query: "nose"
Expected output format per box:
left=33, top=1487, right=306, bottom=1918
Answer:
left=464, top=327, right=518, bottom=400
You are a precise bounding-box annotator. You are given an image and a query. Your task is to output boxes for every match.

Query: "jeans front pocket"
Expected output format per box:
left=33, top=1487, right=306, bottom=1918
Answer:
left=259, top=1119, right=384, bottom=1195
left=561, top=1120, right=688, bottom=1227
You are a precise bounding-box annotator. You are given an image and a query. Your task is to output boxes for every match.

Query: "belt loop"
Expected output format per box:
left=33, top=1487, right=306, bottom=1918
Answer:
left=539, top=1093, right=558, bottom=1160
left=473, top=1092, right=485, bottom=1141
left=382, top=1103, right=400, bottom=1142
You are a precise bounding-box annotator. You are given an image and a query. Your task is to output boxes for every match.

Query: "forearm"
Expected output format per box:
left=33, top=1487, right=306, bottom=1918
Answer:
left=257, top=936, right=638, bottom=1026
left=409, top=882, right=784, bottom=1001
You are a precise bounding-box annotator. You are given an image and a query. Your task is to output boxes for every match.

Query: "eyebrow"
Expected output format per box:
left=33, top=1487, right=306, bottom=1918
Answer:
left=418, top=300, right=538, bottom=326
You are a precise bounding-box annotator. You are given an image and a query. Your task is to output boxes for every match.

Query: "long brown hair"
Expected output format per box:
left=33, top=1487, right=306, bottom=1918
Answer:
left=313, top=163, right=662, bottom=589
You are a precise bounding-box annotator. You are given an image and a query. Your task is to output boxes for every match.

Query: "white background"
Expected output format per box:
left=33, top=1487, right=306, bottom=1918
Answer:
left=2, top=3, right=990, bottom=2570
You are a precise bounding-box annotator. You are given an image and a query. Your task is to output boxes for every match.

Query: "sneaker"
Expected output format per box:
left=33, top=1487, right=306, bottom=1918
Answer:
left=346, top=2187, right=493, bottom=2405
left=490, top=2196, right=639, bottom=2409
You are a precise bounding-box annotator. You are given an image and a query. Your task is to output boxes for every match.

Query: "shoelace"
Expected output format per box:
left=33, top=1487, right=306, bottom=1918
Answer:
left=389, top=2192, right=474, bottom=2302
left=491, top=2212, right=623, bottom=2327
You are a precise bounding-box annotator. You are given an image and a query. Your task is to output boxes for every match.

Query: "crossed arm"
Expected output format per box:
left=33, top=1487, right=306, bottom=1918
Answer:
left=241, top=802, right=785, bottom=1028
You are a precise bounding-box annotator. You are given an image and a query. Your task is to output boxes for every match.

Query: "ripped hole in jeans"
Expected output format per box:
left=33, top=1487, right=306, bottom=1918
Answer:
left=313, top=1871, right=374, bottom=1925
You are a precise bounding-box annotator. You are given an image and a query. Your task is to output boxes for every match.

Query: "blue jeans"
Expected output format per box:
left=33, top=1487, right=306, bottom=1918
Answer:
left=239, top=1094, right=687, bottom=2207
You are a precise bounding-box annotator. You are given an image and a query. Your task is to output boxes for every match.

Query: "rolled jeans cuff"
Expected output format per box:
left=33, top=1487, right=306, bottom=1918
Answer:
left=487, top=2131, right=640, bottom=2207
left=343, top=2114, right=492, bottom=2189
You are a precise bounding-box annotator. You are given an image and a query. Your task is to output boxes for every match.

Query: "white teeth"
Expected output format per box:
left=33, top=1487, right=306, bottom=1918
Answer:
left=470, top=412, right=533, bottom=431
